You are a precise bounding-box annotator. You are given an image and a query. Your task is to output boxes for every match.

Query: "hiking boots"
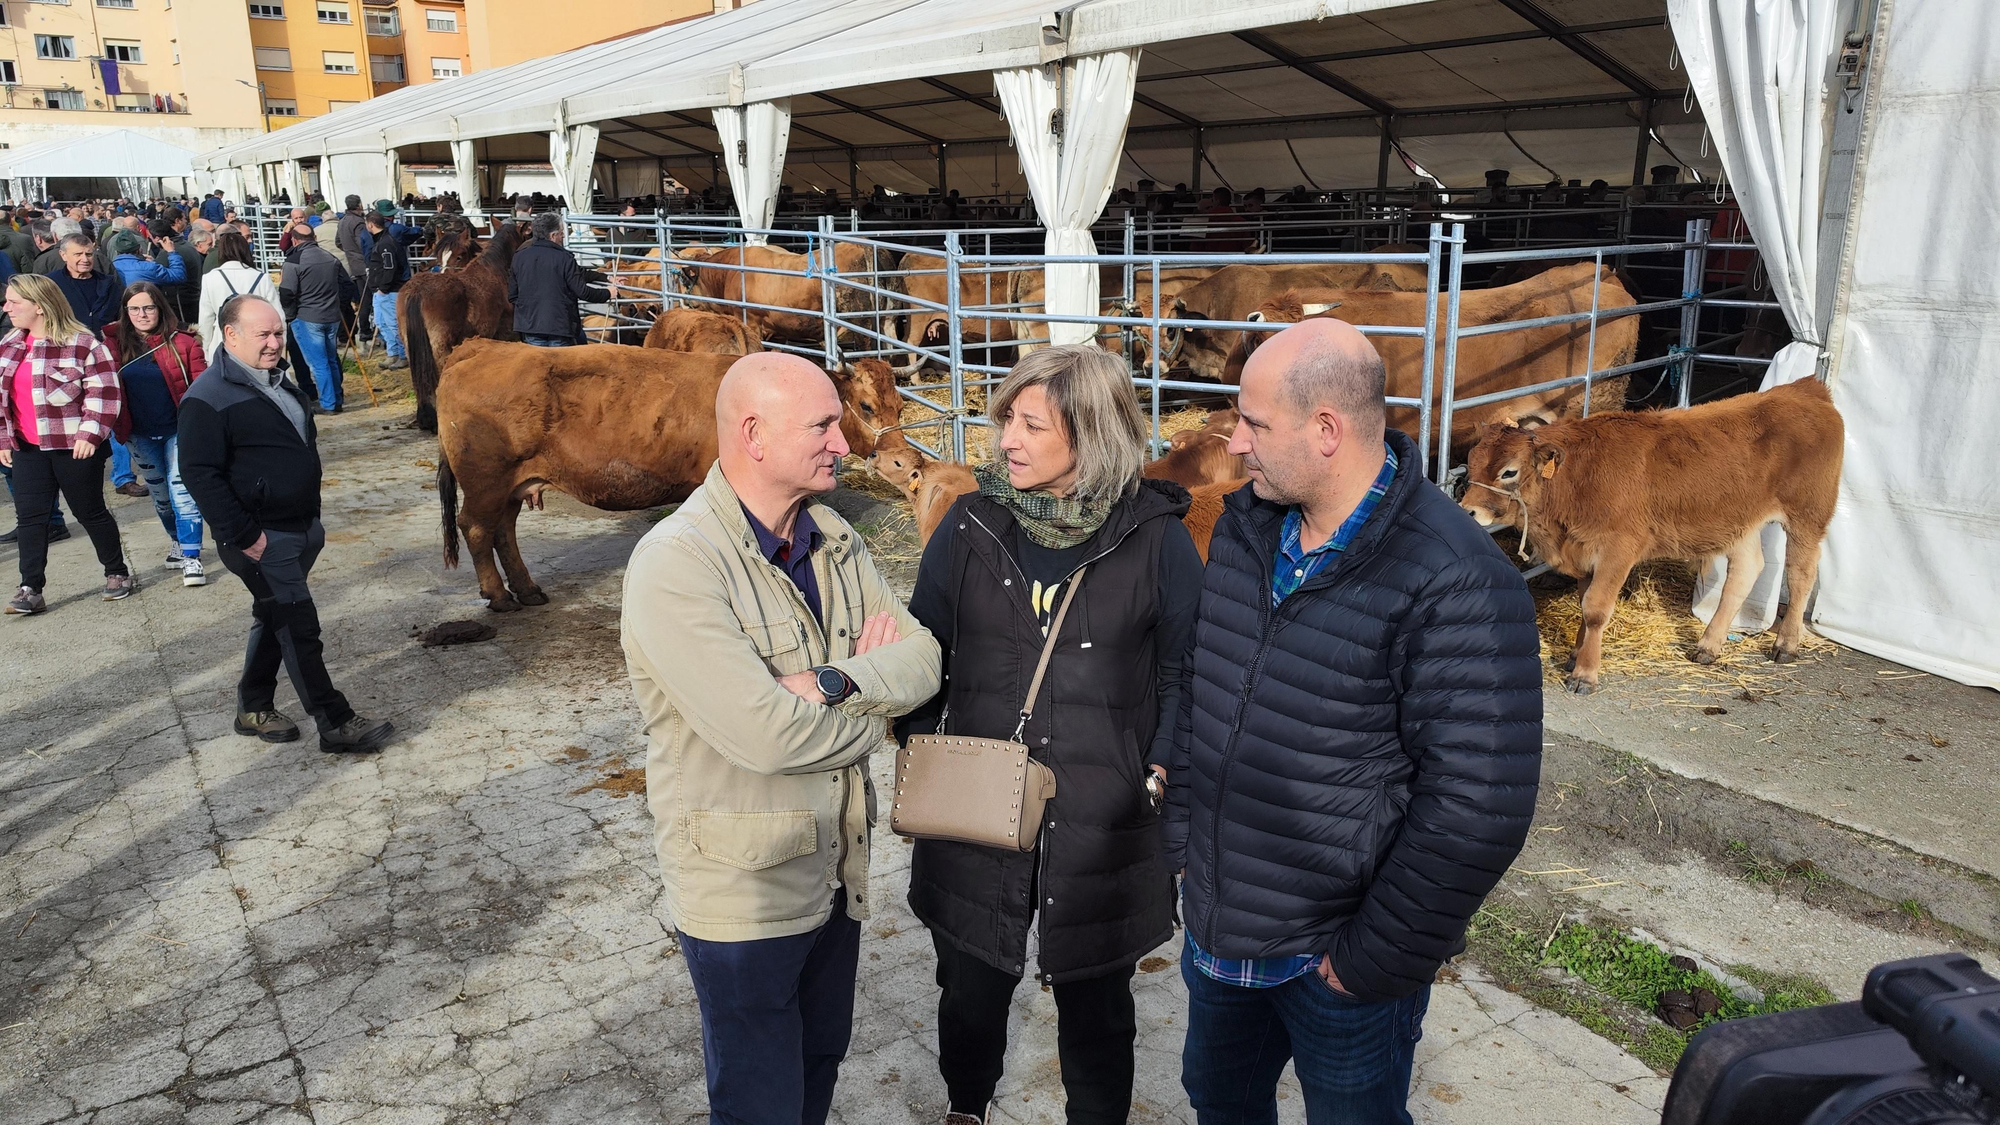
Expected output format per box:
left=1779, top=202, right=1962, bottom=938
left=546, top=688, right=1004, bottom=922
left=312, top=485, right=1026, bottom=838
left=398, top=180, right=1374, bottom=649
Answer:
left=234, top=709, right=301, bottom=743
left=5, top=586, right=45, bottom=615
left=320, top=715, right=394, bottom=754
left=103, top=574, right=136, bottom=600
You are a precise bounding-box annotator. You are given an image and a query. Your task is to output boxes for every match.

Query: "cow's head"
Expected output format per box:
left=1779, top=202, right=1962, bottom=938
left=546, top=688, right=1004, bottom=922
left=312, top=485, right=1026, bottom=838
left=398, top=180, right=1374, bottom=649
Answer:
left=868, top=443, right=928, bottom=496
left=1239, top=292, right=1343, bottom=362
left=1460, top=422, right=1559, bottom=530
left=830, top=357, right=903, bottom=457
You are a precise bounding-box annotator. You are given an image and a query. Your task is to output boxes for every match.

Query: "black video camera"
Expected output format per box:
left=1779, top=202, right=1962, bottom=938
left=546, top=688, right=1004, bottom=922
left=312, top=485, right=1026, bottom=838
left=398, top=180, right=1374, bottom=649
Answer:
left=1663, top=953, right=1999, bottom=1125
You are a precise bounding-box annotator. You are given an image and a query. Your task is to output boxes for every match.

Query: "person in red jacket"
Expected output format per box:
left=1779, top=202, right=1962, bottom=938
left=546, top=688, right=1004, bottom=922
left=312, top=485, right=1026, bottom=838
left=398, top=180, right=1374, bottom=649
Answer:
left=106, top=280, right=210, bottom=586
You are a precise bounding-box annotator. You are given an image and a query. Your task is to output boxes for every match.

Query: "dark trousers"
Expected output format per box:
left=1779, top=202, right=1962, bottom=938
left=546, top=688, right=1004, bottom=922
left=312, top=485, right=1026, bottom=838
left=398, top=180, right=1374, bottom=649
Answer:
left=933, top=932, right=1138, bottom=1124
left=7, top=440, right=127, bottom=591
left=678, top=890, right=862, bottom=1125
left=520, top=334, right=574, bottom=348
left=285, top=331, right=319, bottom=402
left=216, top=520, right=355, bottom=730
left=1180, top=942, right=1429, bottom=1125
left=0, top=459, right=66, bottom=529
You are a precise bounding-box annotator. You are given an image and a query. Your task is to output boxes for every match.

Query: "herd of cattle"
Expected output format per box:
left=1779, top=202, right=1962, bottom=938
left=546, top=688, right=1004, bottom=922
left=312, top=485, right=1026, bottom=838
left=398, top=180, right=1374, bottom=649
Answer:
left=398, top=222, right=1845, bottom=691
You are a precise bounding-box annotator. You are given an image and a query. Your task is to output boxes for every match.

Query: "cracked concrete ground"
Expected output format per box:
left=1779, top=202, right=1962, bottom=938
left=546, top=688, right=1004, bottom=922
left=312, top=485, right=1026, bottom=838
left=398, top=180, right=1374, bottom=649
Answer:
left=4, top=395, right=1671, bottom=1124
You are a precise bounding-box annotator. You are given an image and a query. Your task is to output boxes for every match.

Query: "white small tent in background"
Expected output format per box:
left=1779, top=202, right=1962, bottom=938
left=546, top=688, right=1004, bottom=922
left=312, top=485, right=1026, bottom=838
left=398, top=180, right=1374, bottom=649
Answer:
left=0, top=129, right=201, bottom=202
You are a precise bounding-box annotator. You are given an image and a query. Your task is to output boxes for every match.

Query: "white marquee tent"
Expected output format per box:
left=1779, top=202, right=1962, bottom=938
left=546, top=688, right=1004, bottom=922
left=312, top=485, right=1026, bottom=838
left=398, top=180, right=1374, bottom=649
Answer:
left=193, top=0, right=1997, bottom=688
left=1, top=129, right=201, bottom=203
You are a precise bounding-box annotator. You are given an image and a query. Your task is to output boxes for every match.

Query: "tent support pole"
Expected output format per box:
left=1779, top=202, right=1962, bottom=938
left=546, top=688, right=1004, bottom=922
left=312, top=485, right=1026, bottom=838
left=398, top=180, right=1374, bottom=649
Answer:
left=1192, top=128, right=1204, bottom=193
left=1630, top=98, right=1654, bottom=187
left=936, top=143, right=947, bottom=195
left=848, top=149, right=859, bottom=201
left=1814, top=0, right=1885, bottom=374
left=1376, top=116, right=1392, bottom=189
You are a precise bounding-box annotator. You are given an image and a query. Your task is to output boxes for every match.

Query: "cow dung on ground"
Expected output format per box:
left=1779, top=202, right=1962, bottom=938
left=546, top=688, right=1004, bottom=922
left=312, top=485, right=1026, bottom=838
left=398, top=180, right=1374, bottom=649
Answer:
left=415, top=620, right=499, bottom=647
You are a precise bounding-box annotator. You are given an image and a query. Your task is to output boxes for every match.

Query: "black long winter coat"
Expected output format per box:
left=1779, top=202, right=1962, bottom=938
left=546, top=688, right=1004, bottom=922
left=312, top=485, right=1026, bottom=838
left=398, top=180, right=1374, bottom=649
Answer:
left=1170, top=429, right=1544, bottom=1004
left=900, top=481, right=1201, bottom=984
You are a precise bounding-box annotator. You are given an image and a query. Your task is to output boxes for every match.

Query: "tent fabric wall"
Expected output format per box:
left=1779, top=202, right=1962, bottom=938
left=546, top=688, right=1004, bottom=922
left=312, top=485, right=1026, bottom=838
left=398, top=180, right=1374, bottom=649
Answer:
left=1670, top=0, right=1852, bottom=634
left=451, top=140, right=484, bottom=220
left=1813, top=0, right=2000, bottom=689
left=549, top=125, right=600, bottom=210
left=994, top=49, right=1141, bottom=345
left=712, top=100, right=793, bottom=244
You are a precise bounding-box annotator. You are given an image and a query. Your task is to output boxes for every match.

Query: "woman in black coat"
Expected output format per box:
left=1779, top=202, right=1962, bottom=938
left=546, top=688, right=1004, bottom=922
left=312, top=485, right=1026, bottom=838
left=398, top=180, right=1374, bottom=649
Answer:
left=897, top=344, right=1204, bottom=1125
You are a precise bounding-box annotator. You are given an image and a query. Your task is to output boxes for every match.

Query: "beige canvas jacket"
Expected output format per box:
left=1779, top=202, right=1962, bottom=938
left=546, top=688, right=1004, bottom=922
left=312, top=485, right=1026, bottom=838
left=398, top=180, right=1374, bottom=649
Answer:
left=622, top=462, right=941, bottom=942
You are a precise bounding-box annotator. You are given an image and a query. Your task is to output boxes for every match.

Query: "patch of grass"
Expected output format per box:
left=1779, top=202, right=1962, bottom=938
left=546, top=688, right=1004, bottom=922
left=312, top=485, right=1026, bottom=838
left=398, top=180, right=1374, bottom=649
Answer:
left=1728, top=965, right=1836, bottom=1011
left=1899, top=899, right=1930, bottom=922
left=1726, top=840, right=1794, bottom=887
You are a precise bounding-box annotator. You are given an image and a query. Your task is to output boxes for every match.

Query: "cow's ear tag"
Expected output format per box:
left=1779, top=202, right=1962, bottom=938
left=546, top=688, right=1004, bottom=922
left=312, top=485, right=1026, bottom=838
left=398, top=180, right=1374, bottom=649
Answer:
left=1539, top=458, right=1558, bottom=480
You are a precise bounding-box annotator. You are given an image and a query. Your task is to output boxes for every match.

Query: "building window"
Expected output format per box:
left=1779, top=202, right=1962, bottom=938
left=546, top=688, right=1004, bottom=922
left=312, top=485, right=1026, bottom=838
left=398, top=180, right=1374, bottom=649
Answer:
left=112, top=93, right=155, bottom=111
left=0, top=6, right=9, bottom=26
left=103, top=40, right=143, bottom=63
left=327, top=99, right=357, bottom=110
left=97, top=0, right=136, bottom=8
left=253, top=45, right=291, bottom=70
left=247, top=0, right=282, bottom=16
left=46, top=88, right=85, bottom=110
left=368, top=52, right=402, bottom=82
left=424, top=8, right=454, bottom=32
left=322, top=50, right=357, bottom=74
left=429, top=56, right=459, bottom=79
left=0, top=60, right=16, bottom=84
left=265, top=97, right=297, bottom=116
left=364, top=8, right=396, bottom=35
left=35, top=35, right=76, bottom=60
left=316, top=0, right=348, bottom=22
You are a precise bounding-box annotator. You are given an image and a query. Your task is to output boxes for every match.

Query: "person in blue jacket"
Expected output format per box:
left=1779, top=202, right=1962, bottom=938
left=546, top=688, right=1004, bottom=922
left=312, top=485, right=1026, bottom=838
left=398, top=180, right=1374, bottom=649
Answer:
left=107, top=229, right=189, bottom=291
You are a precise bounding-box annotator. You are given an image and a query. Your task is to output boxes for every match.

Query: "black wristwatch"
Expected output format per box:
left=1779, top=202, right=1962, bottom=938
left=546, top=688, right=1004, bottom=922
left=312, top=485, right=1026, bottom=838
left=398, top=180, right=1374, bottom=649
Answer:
left=811, top=666, right=858, bottom=705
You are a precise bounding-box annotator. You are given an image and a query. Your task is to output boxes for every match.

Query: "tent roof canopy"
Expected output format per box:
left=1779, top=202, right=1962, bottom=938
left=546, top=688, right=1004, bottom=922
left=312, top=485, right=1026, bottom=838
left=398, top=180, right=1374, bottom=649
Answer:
left=205, top=0, right=1706, bottom=190
left=5, top=129, right=200, bottom=180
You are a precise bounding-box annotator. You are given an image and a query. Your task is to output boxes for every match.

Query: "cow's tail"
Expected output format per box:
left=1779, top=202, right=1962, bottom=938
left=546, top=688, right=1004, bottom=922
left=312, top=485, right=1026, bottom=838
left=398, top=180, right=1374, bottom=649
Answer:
left=438, top=443, right=461, bottom=569
left=407, top=287, right=441, bottom=433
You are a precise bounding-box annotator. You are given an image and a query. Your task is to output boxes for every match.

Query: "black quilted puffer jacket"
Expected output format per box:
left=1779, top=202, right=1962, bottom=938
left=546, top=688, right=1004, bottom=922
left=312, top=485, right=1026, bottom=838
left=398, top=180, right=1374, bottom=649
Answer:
left=1167, top=428, right=1543, bottom=1003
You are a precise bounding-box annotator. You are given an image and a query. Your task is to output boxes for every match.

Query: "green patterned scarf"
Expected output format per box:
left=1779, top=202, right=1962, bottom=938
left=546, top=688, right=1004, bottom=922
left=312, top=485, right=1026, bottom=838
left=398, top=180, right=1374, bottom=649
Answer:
left=974, top=463, right=1114, bottom=549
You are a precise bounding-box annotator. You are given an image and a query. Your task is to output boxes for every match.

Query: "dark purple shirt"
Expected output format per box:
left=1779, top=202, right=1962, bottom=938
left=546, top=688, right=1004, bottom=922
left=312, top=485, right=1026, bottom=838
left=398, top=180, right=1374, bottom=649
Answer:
left=744, top=503, right=824, bottom=627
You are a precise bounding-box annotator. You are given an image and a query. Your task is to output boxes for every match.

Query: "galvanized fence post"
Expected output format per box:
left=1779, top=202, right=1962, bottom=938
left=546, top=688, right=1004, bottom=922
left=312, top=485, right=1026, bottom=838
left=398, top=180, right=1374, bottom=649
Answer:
left=655, top=209, right=672, bottom=309
left=1122, top=213, right=1137, bottom=369
left=945, top=231, right=966, bottom=461
left=1676, top=217, right=1711, bottom=409
left=818, top=215, right=841, bottom=370
left=1434, top=223, right=1467, bottom=485
left=1418, top=222, right=1443, bottom=480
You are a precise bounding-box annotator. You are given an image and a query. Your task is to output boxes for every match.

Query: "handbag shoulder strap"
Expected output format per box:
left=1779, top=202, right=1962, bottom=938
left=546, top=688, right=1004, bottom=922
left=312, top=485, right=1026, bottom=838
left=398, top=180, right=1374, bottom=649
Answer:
left=1013, top=564, right=1087, bottom=742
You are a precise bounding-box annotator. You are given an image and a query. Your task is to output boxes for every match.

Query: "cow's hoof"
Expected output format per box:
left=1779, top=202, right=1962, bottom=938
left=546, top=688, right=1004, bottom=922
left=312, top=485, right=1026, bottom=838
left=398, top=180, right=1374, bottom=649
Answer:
left=1563, top=674, right=1597, bottom=695
left=1772, top=648, right=1798, bottom=665
left=1690, top=646, right=1720, bottom=665
left=486, top=596, right=521, bottom=613
left=515, top=588, right=550, bottom=607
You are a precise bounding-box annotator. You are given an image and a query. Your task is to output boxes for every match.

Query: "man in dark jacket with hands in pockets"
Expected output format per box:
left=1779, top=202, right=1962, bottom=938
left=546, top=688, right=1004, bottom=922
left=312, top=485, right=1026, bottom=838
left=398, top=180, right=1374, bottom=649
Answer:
left=1165, top=317, right=1542, bottom=1124
left=177, top=295, right=395, bottom=754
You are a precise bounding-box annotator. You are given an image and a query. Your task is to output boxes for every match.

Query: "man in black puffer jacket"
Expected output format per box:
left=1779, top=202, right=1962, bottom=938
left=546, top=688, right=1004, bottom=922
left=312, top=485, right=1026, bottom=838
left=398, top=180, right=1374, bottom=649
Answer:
left=1167, top=318, right=1542, bottom=1124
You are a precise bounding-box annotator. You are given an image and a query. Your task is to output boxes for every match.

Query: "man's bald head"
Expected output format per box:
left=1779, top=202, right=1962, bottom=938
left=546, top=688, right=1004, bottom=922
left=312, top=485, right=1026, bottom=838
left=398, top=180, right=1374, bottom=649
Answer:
left=716, top=352, right=851, bottom=506
left=1245, top=317, right=1387, bottom=438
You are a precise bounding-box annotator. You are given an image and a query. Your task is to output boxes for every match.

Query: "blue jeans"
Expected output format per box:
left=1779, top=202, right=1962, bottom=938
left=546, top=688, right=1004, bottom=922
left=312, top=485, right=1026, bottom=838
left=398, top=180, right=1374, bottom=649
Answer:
left=125, top=433, right=204, bottom=556
left=291, top=318, right=343, bottom=410
left=110, top=438, right=135, bottom=487
left=372, top=290, right=405, bottom=359
left=520, top=334, right=573, bottom=348
left=677, top=890, right=861, bottom=1125
left=0, top=460, right=65, bottom=528
left=1180, top=941, right=1429, bottom=1125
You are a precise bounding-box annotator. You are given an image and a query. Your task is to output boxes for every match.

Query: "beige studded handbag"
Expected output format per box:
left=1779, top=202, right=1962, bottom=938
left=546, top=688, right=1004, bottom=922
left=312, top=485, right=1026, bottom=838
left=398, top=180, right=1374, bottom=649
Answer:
left=890, top=567, right=1086, bottom=852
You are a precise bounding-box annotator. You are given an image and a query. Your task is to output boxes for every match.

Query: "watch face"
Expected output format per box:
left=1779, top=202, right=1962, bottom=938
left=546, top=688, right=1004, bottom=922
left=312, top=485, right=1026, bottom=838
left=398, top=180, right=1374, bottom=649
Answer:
left=817, top=667, right=846, bottom=698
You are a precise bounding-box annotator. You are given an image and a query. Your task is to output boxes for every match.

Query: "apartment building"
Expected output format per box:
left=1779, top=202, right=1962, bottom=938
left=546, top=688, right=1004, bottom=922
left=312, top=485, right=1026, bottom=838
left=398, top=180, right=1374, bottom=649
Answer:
left=461, top=0, right=710, bottom=72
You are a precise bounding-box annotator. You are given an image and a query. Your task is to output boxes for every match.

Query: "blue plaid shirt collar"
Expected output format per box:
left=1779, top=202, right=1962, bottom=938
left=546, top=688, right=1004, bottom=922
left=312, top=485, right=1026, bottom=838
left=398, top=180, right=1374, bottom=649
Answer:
left=1270, top=443, right=1399, bottom=604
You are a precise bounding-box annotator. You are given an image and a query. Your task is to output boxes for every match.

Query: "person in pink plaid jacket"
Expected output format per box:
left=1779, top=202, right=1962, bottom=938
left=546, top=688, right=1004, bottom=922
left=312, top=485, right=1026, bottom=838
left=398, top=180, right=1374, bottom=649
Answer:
left=0, top=273, right=134, bottom=614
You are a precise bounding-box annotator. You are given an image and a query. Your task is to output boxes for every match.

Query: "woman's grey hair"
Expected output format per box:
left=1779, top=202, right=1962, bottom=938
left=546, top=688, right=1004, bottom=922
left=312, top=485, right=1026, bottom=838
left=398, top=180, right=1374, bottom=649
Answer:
left=988, top=345, right=1148, bottom=502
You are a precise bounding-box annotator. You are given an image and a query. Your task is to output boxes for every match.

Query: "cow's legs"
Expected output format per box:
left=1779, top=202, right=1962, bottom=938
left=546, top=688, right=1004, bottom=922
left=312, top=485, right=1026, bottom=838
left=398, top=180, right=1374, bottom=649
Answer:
left=1562, top=568, right=1596, bottom=673
left=1772, top=528, right=1826, bottom=663
left=1568, top=553, right=1637, bottom=694
left=1693, top=529, right=1764, bottom=665
left=495, top=496, right=548, bottom=607
left=458, top=503, right=519, bottom=613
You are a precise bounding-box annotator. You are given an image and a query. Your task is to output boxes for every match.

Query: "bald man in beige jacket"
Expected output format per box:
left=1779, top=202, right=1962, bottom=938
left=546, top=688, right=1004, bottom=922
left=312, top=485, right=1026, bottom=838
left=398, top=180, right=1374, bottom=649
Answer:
left=621, top=353, right=940, bottom=1124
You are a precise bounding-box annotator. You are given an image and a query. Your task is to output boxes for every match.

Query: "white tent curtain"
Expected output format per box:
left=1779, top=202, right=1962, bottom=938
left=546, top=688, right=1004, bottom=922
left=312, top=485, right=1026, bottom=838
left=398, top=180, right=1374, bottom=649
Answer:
left=282, top=159, right=304, bottom=204
left=1669, top=0, right=1852, bottom=632
left=450, top=139, right=483, bottom=221
left=548, top=124, right=600, bottom=211
left=993, top=49, right=1141, bottom=346
left=712, top=99, right=791, bottom=245
left=327, top=151, right=394, bottom=207
left=116, top=177, right=146, bottom=204
left=16, top=177, right=47, bottom=204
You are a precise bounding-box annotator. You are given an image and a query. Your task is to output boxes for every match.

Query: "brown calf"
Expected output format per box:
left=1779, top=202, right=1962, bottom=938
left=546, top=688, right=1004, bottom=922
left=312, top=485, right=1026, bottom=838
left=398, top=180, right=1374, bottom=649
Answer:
left=1459, top=379, right=1844, bottom=693
left=1144, top=430, right=1247, bottom=489
left=643, top=307, right=764, bottom=355
left=868, top=445, right=978, bottom=547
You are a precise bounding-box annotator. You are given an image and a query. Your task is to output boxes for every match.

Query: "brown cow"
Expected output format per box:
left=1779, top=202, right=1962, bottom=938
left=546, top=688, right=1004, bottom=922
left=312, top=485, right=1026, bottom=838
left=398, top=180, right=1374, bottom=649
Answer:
left=894, top=252, right=1019, bottom=369
left=1141, top=257, right=1430, bottom=375
left=1459, top=378, right=1843, bottom=693
left=402, top=221, right=524, bottom=432
left=643, top=307, right=763, bottom=355
left=1181, top=479, right=1244, bottom=563
left=675, top=242, right=894, bottom=345
left=436, top=341, right=904, bottom=611
left=1144, top=430, right=1247, bottom=489
left=1229, top=263, right=1638, bottom=448
left=867, top=444, right=978, bottom=547
left=1167, top=407, right=1239, bottom=450
left=1006, top=266, right=1216, bottom=353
